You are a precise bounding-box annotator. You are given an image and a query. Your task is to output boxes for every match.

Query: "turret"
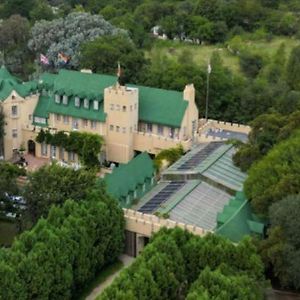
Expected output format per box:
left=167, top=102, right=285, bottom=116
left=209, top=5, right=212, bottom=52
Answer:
left=104, top=84, right=139, bottom=163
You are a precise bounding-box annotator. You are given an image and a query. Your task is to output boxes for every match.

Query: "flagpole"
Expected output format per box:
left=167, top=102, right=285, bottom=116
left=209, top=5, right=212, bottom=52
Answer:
left=205, top=61, right=211, bottom=123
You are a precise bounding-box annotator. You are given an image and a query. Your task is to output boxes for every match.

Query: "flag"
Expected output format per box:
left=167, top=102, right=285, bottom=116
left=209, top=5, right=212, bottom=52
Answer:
left=207, top=63, right=212, bottom=74
left=117, top=62, right=122, bottom=78
left=58, top=52, right=70, bottom=64
left=40, top=54, right=49, bottom=65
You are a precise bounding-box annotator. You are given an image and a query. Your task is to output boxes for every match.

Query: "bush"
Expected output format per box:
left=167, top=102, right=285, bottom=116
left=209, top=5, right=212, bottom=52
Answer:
left=154, top=145, right=184, bottom=171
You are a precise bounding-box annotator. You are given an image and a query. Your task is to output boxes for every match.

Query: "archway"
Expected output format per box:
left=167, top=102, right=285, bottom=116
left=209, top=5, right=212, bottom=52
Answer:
left=28, top=140, right=36, bottom=156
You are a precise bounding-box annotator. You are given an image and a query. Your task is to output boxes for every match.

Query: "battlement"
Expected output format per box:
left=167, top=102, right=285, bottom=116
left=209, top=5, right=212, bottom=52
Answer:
left=123, top=208, right=209, bottom=237
left=199, top=119, right=251, bottom=134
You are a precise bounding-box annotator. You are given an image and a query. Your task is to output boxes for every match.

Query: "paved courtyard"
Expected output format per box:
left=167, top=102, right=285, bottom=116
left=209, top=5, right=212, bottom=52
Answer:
left=23, top=154, right=50, bottom=172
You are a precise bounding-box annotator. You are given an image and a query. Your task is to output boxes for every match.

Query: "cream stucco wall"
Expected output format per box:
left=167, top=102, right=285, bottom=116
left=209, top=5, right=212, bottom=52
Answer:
left=104, top=85, right=139, bottom=163
left=2, top=91, right=39, bottom=159
left=2, top=83, right=200, bottom=164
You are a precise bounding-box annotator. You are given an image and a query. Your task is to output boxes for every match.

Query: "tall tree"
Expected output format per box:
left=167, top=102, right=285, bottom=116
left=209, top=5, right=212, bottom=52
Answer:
left=24, top=163, right=97, bottom=222
left=28, top=12, right=126, bottom=70
left=2, top=0, right=36, bottom=18
left=259, top=195, right=300, bottom=290
left=80, top=35, right=147, bottom=83
left=244, top=130, right=300, bottom=215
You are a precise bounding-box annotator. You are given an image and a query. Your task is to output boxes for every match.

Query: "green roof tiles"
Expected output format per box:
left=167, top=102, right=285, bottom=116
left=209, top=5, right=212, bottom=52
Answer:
left=0, top=66, right=37, bottom=101
left=47, top=96, right=106, bottom=122
left=216, top=192, right=264, bottom=242
left=53, top=70, right=116, bottom=101
left=38, top=70, right=188, bottom=127
left=104, top=152, right=155, bottom=199
left=129, top=84, right=188, bottom=128
left=33, top=95, right=51, bottom=119
left=1, top=68, right=189, bottom=128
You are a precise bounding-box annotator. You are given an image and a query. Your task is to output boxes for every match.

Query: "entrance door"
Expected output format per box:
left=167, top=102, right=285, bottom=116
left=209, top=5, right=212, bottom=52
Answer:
left=28, top=140, right=36, bottom=156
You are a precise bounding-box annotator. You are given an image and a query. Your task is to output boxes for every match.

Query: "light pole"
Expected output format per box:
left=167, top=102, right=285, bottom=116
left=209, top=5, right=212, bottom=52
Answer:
left=205, top=62, right=212, bottom=123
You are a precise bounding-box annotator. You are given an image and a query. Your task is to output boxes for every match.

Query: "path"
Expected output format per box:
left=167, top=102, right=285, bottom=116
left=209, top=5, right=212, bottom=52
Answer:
left=85, top=255, right=134, bottom=300
left=266, top=289, right=300, bottom=300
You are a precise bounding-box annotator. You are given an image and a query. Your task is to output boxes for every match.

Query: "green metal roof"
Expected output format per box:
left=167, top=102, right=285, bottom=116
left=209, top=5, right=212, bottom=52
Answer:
left=104, top=152, right=155, bottom=199
left=216, top=192, right=264, bottom=243
left=47, top=96, right=107, bottom=122
left=33, top=95, right=51, bottom=119
left=53, top=70, right=116, bottom=101
left=35, top=70, right=188, bottom=128
left=0, top=66, right=37, bottom=101
left=129, top=84, right=188, bottom=127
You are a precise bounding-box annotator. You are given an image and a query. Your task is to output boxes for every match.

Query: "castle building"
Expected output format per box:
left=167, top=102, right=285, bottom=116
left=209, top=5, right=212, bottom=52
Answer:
left=0, top=67, right=198, bottom=164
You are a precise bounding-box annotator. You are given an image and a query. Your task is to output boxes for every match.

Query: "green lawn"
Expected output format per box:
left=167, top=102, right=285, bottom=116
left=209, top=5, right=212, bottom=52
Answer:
left=0, top=218, right=18, bottom=247
left=147, top=37, right=300, bottom=75
left=75, top=260, right=124, bottom=300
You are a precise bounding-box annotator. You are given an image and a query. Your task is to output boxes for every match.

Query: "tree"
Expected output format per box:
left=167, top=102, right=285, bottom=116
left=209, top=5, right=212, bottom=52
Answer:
left=100, top=228, right=264, bottom=300
left=186, top=267, right=263, bottom=300
left=244, top=130, right=300, bottom=215
left=80, top=35, right=147, bottom=83
left=28, top=12, right=126, bottom=69
left=29, top=0, right=54, bottom=21
left=0, top=14, right=32, bottom=78
left=0, top=106, right=4, bottom=157
left=240, top=50, right=264, bottom=78
left=286, top=45, right=300, bottom=91
left=2, top=0, right=36, bottom=18
left=0, top=162, right=25, bottom=217
left=259, top=195, right=300, bottom=290
left=233, top=113, right=286, bottom=170
left=24, top=163, right=97, bottom=222
left=0, top=187, right=124, bottom=299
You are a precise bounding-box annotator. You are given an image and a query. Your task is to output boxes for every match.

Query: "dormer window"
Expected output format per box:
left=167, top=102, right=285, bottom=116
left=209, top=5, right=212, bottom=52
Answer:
left=63, top=95, right=68, bottom=105
left=55, top=94, right=61, bottom=103
left=93, top=100, right=99, bottom=110
left=84, top=98, right=89, bottom=109
left=75, top=97, right=80, bottom=107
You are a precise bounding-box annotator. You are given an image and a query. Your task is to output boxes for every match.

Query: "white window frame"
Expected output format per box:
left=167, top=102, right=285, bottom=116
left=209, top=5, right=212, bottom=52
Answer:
left=62, top=95, right=68, bottom=105
left=93, top=100, right=99, bottom=110
left=51, top=145, right=57, bottom=158
left=55, top=94, right=61, bottom=104
left=91, top=121, right=97, bottom=129
left=41, top=142, right=48, bottom=156
left=84, top=98, right=89, bottom=109
left=34, top=117, right=46, bottom=124
left=75, top=97, right=80, bottom=107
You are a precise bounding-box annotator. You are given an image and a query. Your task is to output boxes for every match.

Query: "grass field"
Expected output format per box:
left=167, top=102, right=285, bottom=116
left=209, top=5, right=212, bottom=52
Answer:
left=0, top=218, right=18, bottom=246
left=147, top=37, right=300, bottom=75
